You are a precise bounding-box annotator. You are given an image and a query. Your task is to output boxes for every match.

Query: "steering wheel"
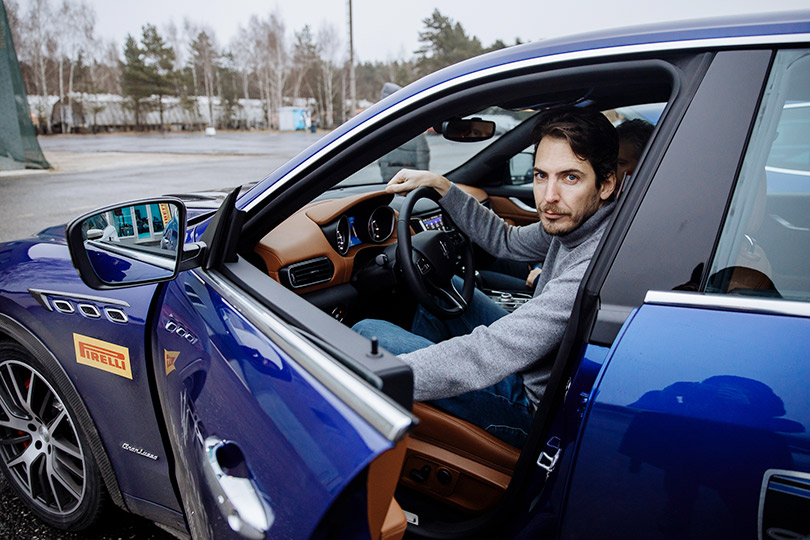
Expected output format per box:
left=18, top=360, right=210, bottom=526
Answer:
left=397, top=187, right=475, bottom=319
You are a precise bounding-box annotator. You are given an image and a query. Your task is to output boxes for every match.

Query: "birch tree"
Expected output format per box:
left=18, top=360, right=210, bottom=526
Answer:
left=249, top=13, right=288, bottom=129
left=55, top=0, right=95, bottom=132
left=163, top=20, right=191, bottom=97
left=230, top=24, right=253, bottom=102
left=316, top=24, right=341, bottom=129
left=190, top=30, right=219, bottom=127
left=21, top=0, right=55, bottom=132
left=290, top=25, right=317, bottom=103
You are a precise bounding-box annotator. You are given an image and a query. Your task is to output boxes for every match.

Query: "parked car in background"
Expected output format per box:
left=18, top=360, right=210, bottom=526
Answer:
left=1, top=11, right=809, bottom=540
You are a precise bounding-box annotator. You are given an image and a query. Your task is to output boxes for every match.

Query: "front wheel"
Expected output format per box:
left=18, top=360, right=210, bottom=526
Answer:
left=0, top=341, right=107, bottom=530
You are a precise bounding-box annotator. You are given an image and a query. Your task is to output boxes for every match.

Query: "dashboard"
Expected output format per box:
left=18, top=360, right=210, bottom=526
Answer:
left=253, top=191, right=403, bottom=292
left=252, top=185, right=490, bottom=295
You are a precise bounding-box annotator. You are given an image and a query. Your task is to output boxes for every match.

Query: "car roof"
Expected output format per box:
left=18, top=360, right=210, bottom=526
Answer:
left=238, top=10, right=810, bottom=212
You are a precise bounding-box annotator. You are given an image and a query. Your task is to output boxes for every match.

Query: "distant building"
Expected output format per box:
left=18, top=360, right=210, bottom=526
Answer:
left=29, top=94, right=320, bottom=133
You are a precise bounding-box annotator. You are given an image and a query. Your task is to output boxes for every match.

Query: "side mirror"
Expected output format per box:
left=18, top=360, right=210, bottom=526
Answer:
left=66, top=198, right=197, bottom=290
left=438, top=117, right=496, bottom=142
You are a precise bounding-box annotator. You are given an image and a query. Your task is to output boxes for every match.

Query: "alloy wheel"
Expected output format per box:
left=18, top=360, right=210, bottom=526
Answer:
left=0, top=359, right=87, bottom=516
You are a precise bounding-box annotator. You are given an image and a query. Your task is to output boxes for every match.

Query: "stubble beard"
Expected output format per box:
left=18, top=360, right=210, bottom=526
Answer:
left=538, top=198, right=602, bottom=236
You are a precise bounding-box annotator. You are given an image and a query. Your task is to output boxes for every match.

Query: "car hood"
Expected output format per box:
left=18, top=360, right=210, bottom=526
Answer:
left=164, top=187, right=248, bottom=217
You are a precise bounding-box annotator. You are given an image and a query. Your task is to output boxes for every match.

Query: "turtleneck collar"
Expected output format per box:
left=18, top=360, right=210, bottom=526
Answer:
left=556, top=199, right=616, bottom=249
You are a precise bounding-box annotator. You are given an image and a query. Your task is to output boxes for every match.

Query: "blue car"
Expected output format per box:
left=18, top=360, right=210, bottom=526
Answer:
left=2, top=11, right=810, bottom=540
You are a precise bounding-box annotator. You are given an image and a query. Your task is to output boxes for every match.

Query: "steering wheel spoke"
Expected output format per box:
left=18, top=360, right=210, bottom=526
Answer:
left=428, top=280, right=468, bottom=312
left=397, top=187, right=476, bottom=318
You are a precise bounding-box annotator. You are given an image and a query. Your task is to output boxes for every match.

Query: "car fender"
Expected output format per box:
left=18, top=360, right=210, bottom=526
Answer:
left=0, top=237, right=182, bottom=518
left=0, top=311, right=125, bottom=511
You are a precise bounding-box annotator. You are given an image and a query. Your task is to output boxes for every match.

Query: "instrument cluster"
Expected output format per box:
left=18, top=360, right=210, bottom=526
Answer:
left=327, top=204, right=396, bottom=255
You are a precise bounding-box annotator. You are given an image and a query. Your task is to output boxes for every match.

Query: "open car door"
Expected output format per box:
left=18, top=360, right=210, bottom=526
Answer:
left=148, top=193, right=415, bottom=539
left=150, top=261, right=414, bottom=539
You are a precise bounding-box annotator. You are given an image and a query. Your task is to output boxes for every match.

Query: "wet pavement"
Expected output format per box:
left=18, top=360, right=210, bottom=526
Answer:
left=0, top=131, right=325, bottom=242
left=36, top=130, right=324, bottom=155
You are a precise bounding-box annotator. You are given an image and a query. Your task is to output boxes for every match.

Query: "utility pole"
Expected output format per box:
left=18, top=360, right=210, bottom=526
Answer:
left=347, top=0, right=356, bottom=117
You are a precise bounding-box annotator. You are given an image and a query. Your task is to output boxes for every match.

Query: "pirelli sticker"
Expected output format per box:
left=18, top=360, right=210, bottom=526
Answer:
left=73, top=334, right=132, bottom=380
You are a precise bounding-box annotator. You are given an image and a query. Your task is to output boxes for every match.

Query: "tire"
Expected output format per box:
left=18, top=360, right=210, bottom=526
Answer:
left=0, top=341, right=107, bottom=531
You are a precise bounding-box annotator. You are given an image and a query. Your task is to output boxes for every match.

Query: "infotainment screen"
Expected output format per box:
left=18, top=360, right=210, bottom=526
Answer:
left=421, top=214, right=444, bottom=231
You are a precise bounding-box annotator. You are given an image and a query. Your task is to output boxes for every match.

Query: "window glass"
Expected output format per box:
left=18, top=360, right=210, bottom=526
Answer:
left=707, top=50, right=810, bottom=302
left=337, top=107, right=532, bottom=187
left=113, top=207, right=134, bottom=238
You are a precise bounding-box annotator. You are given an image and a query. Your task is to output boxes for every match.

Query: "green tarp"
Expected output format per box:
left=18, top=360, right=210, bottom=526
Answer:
left=0, top=1, right=49, bottom=170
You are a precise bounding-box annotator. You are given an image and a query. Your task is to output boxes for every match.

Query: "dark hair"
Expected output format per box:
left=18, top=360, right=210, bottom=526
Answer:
left=531, top=106, right=619, bottom=196
left=616, top=118, right=654, bottom=160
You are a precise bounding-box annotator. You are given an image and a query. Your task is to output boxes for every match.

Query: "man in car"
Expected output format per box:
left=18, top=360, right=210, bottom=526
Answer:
left=353, top=106, right=618, bottom=447
left=482, top=117, right=653, bottom=293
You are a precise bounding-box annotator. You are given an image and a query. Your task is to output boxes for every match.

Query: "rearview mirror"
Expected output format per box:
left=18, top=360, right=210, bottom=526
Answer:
left=439, top=117, right=496, bottom=142
left=66, top=198, right=187, bottom=289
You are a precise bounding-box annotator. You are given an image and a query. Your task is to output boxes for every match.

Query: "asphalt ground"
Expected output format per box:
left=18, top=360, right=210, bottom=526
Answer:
left=0, top=130, right=324, bottom=539
left=0, top=472, right=177, bottom=539
left=0, top=130, right=325, bottom=242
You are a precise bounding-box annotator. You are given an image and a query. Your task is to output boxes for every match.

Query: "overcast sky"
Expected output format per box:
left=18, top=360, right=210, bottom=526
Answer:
left=15, top=0, right=810, bottom=62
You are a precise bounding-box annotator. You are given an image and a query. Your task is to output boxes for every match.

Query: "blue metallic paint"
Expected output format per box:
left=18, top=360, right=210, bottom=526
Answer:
left=0, top=235, right=181, bottom=514
left=560, top=303, right=810, bottom=539
left=86, top=247, right=174, bottom=284
left=1, top=12, right=810, bottom=538
left=152, top=272, right=391, bottom=538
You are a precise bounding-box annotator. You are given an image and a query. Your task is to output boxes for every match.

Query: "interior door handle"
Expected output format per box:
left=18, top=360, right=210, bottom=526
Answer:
left=203, top=437, right=275, bottom=539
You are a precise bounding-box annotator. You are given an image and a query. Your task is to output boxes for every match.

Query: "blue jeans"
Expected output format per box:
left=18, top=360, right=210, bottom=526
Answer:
left=352, top=279, right=533, bottom=447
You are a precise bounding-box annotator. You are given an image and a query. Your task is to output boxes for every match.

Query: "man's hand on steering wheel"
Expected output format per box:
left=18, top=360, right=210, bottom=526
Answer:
left=386, top=169, right=452, bottom=197
left=390, top=170, right=475, bottom=319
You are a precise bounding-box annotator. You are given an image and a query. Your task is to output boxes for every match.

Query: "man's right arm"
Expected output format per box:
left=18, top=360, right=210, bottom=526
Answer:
left=385, top=169, right=452, bottom=197
left=385, top=169, right=549, bottom=262
left=440, top=184, right=550, bottom=262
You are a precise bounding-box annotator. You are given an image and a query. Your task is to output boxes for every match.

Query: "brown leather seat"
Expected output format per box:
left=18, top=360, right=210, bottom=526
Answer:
left=399, top=403, right=520, bottom=513
left=368, top=441, right=408, bottom=540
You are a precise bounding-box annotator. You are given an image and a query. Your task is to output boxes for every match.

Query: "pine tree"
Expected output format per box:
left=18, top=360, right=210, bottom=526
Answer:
left=121, top=34, right=151, bottom=128
left=141, top=24, right=176, bottom=131
left=415, top=10, right=483, bottom=76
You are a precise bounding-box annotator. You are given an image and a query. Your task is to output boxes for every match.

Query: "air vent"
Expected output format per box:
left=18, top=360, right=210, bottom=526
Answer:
left=281, top=257, right=334, bottom=289
left=78, top=304, right=101, bottom=318
left=52, top=300, right=75, bottom=314
left=105, top=308, right=129, bottom=324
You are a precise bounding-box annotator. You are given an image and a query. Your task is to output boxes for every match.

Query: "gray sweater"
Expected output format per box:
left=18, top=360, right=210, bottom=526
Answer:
left=402, top=185, right=615, bottom=408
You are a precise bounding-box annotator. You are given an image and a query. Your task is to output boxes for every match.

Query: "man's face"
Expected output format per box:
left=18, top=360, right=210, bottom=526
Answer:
left=533, top=136, right=615, bottom=235
left=616, top=140, right=639, bottom=183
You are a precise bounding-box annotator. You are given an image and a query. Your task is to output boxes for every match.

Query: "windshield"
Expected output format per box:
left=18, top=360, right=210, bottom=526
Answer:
left=336, top=106, right=534, bottom=187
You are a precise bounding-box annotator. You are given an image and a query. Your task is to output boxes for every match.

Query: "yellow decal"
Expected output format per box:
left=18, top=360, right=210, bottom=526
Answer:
left=164, top=350, right=179, bottom=375
left=159, top=203, right=172, bottom=225
left=73, top=334, right=132, bottom=380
